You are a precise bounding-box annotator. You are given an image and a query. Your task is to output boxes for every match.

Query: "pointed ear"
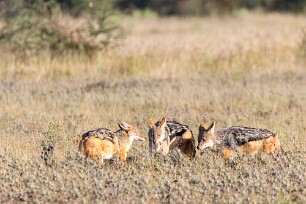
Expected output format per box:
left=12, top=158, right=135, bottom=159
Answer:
left=207, top=121, right=215, bottom=133
left=148, top=118, right=155, bottom=128
left=160, top=117, right=167, bottom=129
left=118, top=121, right=130, bottom=131
left=199, top=123, right=206, bottom=130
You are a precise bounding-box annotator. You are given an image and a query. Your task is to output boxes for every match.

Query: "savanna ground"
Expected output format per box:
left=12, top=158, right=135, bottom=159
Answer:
left=0, top=13, right=306, bottom=203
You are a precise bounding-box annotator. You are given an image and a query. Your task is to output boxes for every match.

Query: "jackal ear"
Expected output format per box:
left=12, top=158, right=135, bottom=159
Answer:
left=160, top=117, right=167, bottom=129
left=148, top=118, right=155, bottom=128
left=207, top=121, right=215, bottom=133
left=199, top=123, right=206, bottom=130
left=118, top=121, right=131, bottom=131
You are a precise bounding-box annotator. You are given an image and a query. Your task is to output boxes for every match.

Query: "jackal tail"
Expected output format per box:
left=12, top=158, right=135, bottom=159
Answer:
left=78, top=138, right=85, bottom=152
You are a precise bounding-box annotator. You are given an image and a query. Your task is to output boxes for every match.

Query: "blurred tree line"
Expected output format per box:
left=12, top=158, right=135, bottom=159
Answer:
left=1, top=0, right=305, bottom=18
left=115, top=0, right=306, bottom=15
left=0, top=0, right=305, bottom=55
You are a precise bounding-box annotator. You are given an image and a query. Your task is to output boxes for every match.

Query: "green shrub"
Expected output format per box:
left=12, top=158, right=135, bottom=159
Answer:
left=0, top=0, right=120, bottom=55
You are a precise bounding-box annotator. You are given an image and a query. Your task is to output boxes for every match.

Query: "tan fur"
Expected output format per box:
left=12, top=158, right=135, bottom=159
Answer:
left=199, top=123, right=205, bottom=130
left=148, top=118, right=156, bottom=128
left=182, top=130, right=193, bottom=139
left=82, top=137, right=118, bottom=166
left=198, top=122, right=281, bottom=159
left=237, top=136, right=281, bottom=156
left=222, top=148, right=234, bottom=159
left=149, top=117, right=196, bottom=158
left=80, top=122, right=145, bottom=167
left=161, top=140, right=169, bottom=156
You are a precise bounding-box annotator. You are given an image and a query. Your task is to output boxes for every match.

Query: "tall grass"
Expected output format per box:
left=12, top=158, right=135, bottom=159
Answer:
left=0, top=13, right=305, bottom=203
left=1, top=13, right=305, bottom=82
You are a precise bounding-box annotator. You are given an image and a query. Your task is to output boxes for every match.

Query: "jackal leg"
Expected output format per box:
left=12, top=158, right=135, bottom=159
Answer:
left=162, top=140, right=169, bottom=156
left=273, top=136, right=281, bottom=155
left=86, top=151, right=103, bottom=168
left=149, top=134, right=154, bottom=154
left=98, top=153, right=104, bottom=168
left=119, top=150, right=127, bottom=162
left=263, top=136, right=280, bottom=154
left=222, top=148, right=234, bottom=159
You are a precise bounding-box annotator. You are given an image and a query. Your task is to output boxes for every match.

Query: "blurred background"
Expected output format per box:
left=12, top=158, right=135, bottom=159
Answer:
left=0, top=0, right=306, bottom=58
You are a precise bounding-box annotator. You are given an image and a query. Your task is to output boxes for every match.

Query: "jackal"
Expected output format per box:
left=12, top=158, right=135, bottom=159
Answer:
left=79, top=122, right=145, bottom=167
left=148, top=117, right=196, bottom=157
left=197, top=122, right=281, bottom=158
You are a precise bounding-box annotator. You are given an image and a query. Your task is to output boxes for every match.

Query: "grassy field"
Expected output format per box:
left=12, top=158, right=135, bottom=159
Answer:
left=0, top=13, right=306, bottom=203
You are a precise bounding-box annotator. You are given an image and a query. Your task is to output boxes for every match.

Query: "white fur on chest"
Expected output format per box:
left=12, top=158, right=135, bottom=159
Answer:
left=103, top=154, right=113, bottom=160
left=125, top=139, right=133, bottom=152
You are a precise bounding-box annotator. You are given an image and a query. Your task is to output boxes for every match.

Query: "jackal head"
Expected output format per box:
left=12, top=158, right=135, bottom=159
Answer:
left=118, top=121, right=146, bottom=141
left=148, top=117, right=168, bottom=151
left=197, top=121, right=216, bottom=150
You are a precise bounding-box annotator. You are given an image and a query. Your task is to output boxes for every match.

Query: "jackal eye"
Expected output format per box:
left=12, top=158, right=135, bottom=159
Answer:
left=199, top=137, right=206, bottom=142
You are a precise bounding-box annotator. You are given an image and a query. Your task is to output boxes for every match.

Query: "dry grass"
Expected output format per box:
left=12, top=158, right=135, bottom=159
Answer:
left=1, top=13, right=305, bottom=81
left=0, top=12, right=306, bottom=203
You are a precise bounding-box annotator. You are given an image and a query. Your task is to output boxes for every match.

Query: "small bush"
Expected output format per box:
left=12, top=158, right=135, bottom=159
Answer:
left=0, top=0, right=121, bottom=55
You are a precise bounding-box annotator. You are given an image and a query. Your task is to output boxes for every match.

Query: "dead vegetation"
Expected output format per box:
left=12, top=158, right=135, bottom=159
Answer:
left=0, top=13, right=306, bottom=203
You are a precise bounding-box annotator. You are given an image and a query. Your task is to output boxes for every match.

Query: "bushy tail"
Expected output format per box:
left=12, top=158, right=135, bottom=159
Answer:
left=78, top=138, right=85, bottom=153
left=79, top=131, right=88, bottom=153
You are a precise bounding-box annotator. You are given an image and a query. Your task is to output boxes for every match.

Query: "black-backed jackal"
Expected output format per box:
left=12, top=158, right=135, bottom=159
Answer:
left=79, top=122, right=145, bottom=167
left=148, top=117, right=196, bottom=158
left=197, top=121, right=281, bottom=158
